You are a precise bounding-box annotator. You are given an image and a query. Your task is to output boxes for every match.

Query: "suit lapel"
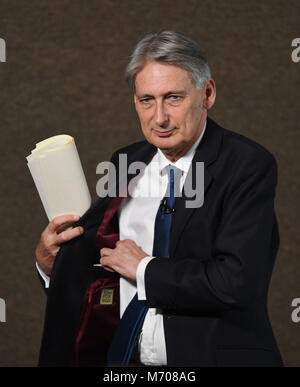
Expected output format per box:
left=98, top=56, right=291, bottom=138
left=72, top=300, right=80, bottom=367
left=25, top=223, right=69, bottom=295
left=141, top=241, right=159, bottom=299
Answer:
left=169, top=118, right=224, bottom=257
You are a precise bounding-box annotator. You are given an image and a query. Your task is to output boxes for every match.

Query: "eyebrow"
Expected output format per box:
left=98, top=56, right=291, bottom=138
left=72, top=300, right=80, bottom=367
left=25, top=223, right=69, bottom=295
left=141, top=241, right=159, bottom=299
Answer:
left=136, top=90, right=186, bottom=99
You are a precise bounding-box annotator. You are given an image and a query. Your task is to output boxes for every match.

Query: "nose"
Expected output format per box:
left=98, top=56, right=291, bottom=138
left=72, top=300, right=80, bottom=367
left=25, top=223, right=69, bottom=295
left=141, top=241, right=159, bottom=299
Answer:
left=154, top=101, right=169, bottom=128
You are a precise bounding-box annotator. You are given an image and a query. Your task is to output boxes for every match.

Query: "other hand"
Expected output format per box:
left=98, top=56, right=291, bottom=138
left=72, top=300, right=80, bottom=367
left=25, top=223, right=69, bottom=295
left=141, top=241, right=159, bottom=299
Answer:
left=35, top=214, right=84, bottom=276
left=100, top=239, right=147, bottom=281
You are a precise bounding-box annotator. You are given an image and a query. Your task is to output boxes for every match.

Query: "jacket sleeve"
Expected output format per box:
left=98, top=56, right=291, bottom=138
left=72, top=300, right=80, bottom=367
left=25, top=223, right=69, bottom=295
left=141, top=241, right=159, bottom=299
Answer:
left=144, top=151, right=279, bottom=312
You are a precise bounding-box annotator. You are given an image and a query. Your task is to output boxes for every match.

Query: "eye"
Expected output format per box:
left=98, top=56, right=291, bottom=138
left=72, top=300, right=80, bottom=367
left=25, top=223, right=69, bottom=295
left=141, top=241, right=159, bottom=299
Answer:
left=140, top=97, right=153, bottom=105
left=167, top=95, right=182, bottom=104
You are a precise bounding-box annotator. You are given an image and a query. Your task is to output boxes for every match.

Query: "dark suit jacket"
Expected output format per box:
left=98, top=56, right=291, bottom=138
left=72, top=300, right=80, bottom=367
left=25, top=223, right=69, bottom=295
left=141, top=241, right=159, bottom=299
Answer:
left=38, top=117, right=283, bottom=367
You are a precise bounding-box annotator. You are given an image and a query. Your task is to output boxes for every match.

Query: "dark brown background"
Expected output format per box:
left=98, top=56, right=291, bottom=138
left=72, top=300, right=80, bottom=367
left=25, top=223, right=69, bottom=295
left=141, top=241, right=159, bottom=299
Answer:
left=0, top=0, right=299, bottom=367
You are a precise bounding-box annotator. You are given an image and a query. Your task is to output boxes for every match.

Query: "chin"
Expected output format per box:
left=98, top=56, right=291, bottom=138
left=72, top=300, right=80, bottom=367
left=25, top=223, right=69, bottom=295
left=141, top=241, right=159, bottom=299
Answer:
left=151, top=133, right=179, bottom=149
left=153, top=139, right=177, bottom=151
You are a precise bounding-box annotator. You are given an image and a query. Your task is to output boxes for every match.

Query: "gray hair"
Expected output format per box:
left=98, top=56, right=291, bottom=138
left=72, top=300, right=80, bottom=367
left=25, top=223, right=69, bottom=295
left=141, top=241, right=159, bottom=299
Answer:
left=125, top=30, right=211, bottom=92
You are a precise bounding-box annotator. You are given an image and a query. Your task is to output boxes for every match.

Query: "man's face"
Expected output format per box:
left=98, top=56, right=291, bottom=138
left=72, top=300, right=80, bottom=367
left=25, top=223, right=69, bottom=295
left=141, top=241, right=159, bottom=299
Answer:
left=134, top=61, right=215, bottom=161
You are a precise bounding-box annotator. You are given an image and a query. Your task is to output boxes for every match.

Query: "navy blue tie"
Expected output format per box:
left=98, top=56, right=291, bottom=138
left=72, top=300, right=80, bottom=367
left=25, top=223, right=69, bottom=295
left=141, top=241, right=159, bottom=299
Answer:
left=107, top=165, right=180, bottom=365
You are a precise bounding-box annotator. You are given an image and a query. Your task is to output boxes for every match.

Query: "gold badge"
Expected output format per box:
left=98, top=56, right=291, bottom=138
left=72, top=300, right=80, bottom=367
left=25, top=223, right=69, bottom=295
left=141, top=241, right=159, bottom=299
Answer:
left=100, top=289, right=114, bottom=305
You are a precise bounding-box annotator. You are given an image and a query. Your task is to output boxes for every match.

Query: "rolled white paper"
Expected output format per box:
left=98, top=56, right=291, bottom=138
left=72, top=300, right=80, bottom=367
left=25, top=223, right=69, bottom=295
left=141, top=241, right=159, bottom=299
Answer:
left=26, top=134, right=91, bottom=220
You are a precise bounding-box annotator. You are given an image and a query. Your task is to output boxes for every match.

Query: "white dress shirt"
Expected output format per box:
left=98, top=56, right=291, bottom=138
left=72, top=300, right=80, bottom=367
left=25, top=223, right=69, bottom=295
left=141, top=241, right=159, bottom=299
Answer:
left=36, top=122, right=206, bottom=366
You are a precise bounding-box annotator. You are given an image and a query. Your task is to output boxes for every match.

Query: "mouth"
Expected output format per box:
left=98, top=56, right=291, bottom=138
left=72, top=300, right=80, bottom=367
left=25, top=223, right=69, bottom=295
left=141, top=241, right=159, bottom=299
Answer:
left=152, top=128, right=174, bottom=137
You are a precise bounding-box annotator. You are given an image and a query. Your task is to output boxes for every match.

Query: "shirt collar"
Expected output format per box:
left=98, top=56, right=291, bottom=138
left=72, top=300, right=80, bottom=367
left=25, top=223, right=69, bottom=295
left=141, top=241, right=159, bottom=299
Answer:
left=156, top=120, right=207, bottom=176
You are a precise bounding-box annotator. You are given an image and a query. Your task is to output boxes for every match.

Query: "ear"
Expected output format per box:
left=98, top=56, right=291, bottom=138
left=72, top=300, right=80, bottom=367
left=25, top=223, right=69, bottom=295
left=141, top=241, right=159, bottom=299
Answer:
left=203, top=79, right=216, bottom=110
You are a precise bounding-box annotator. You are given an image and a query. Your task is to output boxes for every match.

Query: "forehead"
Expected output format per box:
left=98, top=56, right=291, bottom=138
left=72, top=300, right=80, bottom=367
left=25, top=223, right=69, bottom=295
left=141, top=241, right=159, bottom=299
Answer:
left=134, top=61, right=195, bottom=96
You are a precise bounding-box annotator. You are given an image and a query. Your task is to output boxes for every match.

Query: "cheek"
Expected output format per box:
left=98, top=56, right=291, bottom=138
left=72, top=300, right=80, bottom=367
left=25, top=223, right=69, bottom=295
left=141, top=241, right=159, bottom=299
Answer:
left=137, top=109, right=152, bottom=127
left=139, top=117, right=153, bottom=141
left=174, top=111, right=193, bottom=136
left=182, top=105, right=203, bottom=133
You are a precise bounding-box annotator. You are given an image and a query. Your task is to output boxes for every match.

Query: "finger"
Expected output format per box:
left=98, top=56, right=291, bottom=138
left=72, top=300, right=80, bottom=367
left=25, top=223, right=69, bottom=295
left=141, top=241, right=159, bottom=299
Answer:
left=56, top=226, right=84, bottom=244
left=100, top=255, right=115, bottom=268
left=100, top=248, right=114, bottom=257
left=48, top=214, right=81, bottom=233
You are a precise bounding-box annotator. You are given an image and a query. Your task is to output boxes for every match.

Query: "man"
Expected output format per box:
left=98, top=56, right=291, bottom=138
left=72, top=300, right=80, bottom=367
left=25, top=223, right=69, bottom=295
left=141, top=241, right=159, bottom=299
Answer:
left=36, top=30, right=283, bottom=367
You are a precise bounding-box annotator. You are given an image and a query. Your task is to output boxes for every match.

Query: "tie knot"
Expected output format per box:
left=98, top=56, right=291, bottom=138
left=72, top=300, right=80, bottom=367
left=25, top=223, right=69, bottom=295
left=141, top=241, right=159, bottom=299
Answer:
left=166, top=162, right=180, bottom=180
